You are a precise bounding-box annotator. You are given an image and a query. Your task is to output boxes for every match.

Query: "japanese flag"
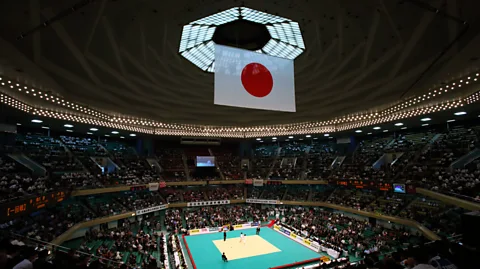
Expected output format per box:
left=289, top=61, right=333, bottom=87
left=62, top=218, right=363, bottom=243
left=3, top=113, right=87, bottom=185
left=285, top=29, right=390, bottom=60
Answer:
left=214, top=44, right=296, bottom=112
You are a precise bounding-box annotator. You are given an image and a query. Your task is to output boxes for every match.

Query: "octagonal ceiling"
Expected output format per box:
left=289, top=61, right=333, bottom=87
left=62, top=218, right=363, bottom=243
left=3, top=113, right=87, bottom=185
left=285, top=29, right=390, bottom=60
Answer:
left=1, top=0, right=480, bottom=127
left=179, top=6, right=305, bottom=72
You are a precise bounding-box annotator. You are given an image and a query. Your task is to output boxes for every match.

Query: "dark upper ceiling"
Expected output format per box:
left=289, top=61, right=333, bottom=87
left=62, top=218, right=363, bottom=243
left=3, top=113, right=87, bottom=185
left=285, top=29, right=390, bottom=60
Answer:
left=1, top=0, right=480, bottom=127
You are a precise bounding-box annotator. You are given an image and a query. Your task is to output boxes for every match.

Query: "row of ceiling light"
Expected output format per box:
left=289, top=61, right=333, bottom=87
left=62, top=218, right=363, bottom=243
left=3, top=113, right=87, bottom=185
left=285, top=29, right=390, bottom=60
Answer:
left=257, top=111, right=472, bottom=141
left=2, top=72, right=478, bottom=134
left=354, top=112, right=468, bottom=134
left=256, top=133, right=333, bottom=142
left=27, top=119, right=137, bottom=137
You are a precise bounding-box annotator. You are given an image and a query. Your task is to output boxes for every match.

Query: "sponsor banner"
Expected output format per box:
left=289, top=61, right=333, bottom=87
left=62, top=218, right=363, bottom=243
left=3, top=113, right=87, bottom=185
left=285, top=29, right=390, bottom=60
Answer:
left=246, top=199, right=279, bottom=205
left=295, top=235, right=304, bottom=243
left=251, top=221, right=259, bottom=227
left=149, top=182, right=159, bottom=191
left=245, top=179, right=253, bottom=185
left=187, top=200, right=230, bottom=207
left=190, top=223, right=256, bottom=235
left=234, top=223, right=254, bottom=230
left=280, top=227, right=291, bottom=236
left=320, top=256, right=330, bottom=262
left=159, top=181, right=167, bottom=188
left=253, top=179, right=264, bottom=187
left=311, top=241, right=320, bottom=251
left=189, top=229, right=200, bottom=235
left=135, top=204, right=167, bottom=215
left=327, top=248, right=340, bottom=259
left=272, top=224, right=320, bottom=252
left=301, top=230, right=309, bottom=237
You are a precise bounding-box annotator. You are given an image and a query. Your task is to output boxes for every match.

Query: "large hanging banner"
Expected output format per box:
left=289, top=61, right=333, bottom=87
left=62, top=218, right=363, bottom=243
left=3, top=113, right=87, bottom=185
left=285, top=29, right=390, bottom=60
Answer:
left=136, top=204, right=168, bottom=215
left=187, top=200, right=230, bottom=207
left=246, top=199, right=280, bottom=205
left=149, top=182, right=159, bottom=191
left=253, top=179, right=264, bottom=187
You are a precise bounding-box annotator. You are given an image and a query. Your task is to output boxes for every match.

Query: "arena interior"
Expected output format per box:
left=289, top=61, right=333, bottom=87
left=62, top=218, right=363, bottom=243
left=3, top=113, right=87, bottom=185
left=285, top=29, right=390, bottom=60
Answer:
left=1, top=1, right=480, bottom=269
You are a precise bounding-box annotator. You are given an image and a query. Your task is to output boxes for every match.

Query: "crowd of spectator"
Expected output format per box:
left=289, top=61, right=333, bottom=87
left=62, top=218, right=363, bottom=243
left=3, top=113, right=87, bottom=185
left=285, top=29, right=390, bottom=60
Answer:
left=164, top=209, right=183, bottom=233
left=0, top=157, right=50, bottom=201
left=1, top=186, right=469, bottom=269
left=156, top=149, right=185, bottom=181
left=215, top=152, right=242, bottom=180
left=1, top=127, right=479, bottom=269
left=326, top=189, right=377, bottom=210
left=17, top=134, right=83, bottom=173
left=184, top=205, right=270, bottom=229
left=281, top=206, right=424, bottom=258
left=1, top=126, right=479, bottom=200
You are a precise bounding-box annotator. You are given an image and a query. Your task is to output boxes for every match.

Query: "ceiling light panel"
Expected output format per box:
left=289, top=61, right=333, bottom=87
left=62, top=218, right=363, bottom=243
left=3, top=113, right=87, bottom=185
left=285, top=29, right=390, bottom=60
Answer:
left=180, top=41, right=215, bottom=71
left=266, top=22, right=305, bottom=49
left=241, top=7, right=288, bottom=24
left=191, top=7, right=238, bottom=25
left=179, top=25, right=215, bottom=52
left=179, top=7, right=305, bottom=72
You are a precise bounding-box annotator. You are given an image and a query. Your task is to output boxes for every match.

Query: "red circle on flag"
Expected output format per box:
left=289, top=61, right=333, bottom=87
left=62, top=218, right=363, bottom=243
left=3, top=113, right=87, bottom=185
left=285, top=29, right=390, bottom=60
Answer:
left=241, top=63, right=273, bottom=98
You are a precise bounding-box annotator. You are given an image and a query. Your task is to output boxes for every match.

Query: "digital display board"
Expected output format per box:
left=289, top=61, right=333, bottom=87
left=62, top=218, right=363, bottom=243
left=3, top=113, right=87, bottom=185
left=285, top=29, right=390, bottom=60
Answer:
left=393, top=184, right=406, bottom=193
left=1, top=191, right=69, bottom=221
left=196, top=156, right=216, bottom=167
left=329, top=180, right=398, bottom=192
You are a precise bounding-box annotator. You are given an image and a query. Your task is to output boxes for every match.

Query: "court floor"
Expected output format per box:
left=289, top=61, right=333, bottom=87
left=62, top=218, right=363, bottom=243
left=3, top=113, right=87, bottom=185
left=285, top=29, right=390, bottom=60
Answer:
left=184, top=228, right=320, bottom=269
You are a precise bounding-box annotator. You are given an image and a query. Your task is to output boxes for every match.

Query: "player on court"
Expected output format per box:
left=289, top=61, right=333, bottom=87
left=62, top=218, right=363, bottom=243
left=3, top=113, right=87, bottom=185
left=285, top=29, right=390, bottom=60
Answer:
left=239, top=232, right=247, bottom=245
left=222, top=252, right=228, bottom=262
left=224, top=230, right=227, bottom=241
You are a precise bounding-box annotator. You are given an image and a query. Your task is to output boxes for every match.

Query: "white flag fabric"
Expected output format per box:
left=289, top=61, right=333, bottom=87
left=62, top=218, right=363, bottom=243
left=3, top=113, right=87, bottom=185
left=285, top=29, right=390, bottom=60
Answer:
left=214, top=44, right=296, bottom=112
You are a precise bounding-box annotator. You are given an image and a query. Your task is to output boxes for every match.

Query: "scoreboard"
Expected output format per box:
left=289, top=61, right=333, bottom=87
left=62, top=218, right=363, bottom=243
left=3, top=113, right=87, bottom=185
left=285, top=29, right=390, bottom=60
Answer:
left=1, top=191, right=69, bottom=221
left=330, top=180, right=393, bottom=190
left=329, top=180, right=415, bottom=193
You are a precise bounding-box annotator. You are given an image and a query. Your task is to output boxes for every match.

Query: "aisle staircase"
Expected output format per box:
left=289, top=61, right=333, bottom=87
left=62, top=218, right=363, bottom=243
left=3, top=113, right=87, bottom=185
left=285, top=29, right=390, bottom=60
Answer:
left=209, top=148, right=225, bottom=180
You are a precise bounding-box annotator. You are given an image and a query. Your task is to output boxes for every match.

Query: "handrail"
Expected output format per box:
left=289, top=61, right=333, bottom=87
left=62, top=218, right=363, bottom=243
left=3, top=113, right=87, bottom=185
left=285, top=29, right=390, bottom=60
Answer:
left=416, top=188, right=480, bottom=211
left=51, top=199, right=440, bottom=246
left=67, top=183, right=480, bottom=214
left=70, top=180, right=330, bottom=196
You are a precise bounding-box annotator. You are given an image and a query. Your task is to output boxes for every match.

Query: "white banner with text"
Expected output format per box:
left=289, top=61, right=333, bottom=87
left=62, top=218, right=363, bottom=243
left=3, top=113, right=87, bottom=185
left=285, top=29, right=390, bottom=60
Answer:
left=136, top=204, right=168, bottom=215
left=246, top=199, right=280, bottom=205
left=187, top=200, right=230, bottom=207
